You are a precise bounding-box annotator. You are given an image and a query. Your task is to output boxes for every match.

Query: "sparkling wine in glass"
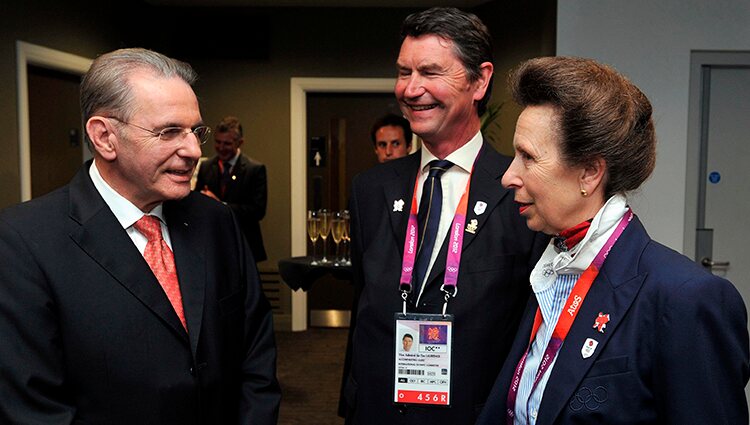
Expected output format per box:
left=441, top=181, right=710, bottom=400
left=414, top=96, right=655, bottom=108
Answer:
left=318, top=209, right=331, bottom=263
left=331, top=211, right=345, bottom=266
left=307, top=210, right=320, bottom=265
left=342, top=210, right=351, bottom=266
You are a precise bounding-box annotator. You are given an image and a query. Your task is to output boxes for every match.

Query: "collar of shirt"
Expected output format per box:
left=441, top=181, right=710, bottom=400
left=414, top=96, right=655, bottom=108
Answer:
left=227, top=149, right=241, bottom=168
left=530, top=194, right=628, bottom=293
left=89, top=160, right=171, bottom=252
left=418, top=130, right=483, bottom=176
left=416, top=130, right=483, bottom=203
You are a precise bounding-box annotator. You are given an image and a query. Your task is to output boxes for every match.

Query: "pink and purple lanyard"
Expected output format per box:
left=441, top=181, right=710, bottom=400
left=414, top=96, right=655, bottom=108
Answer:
left=505, top=208, right=633, bottom=424
left=398, top=158, right=477, bottom=315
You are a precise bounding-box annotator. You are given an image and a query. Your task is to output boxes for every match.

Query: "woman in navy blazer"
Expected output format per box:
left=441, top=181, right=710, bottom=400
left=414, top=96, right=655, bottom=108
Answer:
left=477, top=56, right=749, bottom=425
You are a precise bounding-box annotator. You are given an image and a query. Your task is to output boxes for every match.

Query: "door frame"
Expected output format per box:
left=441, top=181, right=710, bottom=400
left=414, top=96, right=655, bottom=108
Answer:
left=16, top=41, right=92, bottom=201
left=289, top=77, right=395, bottom=331
left=684, top=51, right=750, bottom=259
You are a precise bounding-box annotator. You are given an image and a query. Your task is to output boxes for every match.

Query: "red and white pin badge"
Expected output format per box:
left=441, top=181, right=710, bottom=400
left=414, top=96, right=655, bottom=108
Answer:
left=593, top=312, right=610, bottom=333
left=581, top=338, right=598, bottom=359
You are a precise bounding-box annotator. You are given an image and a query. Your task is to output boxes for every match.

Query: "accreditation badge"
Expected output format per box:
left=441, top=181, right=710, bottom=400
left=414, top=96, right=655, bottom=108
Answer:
left=393, top=313, right=454, bottom=407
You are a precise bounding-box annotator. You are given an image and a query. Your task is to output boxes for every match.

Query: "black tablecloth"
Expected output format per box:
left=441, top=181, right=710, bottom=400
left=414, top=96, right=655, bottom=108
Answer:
left=277, top=256, right=353, bottom=291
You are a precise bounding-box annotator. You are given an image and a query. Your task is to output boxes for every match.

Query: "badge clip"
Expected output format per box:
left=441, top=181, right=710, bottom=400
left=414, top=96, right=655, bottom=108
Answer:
left=439, top=284, right=457, bottom=316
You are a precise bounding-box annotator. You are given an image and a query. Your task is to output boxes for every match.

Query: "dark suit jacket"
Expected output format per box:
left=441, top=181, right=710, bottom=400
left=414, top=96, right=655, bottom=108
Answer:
left=343, top=144, right=548, bottom=425
left=0, top=162, right=280, bottom=425
left=477, top=216, right=750, bottom=425
left=195, top=154, right=267, bottom=262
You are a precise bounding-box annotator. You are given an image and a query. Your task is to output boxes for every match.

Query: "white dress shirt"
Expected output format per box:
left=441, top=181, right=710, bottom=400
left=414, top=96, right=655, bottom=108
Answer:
left=89, top=160, right=172, bottom=254
left=415, top=131, right=483, bottom=304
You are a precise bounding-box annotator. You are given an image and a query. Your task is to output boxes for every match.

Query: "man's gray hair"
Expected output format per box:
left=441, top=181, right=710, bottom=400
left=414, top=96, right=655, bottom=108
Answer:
left=80, top=48, right=197, bottom=123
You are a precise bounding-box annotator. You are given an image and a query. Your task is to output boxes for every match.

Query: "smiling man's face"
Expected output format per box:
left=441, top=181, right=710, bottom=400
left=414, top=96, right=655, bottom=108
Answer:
left=395, top=34, right=484, bottom=147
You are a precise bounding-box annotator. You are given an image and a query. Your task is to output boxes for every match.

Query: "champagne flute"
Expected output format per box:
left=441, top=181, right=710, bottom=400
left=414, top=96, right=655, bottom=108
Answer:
left=331, top=211, right=345, bottom=266
left=342, top=210, right=351, bottom=266
left=307, top=210, right=321, bottom=265
left=318, top=209, right=331, bottom=264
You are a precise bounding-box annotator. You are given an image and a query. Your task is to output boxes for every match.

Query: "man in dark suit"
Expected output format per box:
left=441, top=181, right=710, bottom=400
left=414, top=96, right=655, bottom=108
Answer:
left=0, top=48, right=280, bottom=424
left=341, top=7, right=547, bottom=424
left=195, top=116, right=268, bottom=262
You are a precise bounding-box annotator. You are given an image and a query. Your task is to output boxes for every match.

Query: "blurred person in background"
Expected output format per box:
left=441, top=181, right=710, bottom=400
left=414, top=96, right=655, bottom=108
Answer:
left=371, top=113, right=413, bottom=163
left=196, top=116, right=268, bottom=263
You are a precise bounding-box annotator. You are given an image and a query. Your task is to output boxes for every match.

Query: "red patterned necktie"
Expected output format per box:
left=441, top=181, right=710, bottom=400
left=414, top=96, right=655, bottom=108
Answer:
left=133, top=215, right=187, bottom=331
left=220, top=160, right=231, bottom=198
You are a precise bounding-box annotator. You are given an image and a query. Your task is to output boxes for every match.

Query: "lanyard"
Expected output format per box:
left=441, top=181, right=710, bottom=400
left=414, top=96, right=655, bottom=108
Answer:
left=398, top=156, right=478, bottom=314
left=505, top=209, right=633, bottom=424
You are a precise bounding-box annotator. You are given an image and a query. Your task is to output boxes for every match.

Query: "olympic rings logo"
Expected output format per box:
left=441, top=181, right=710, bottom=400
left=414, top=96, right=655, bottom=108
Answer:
left=569, top=386, right=608, bottom=411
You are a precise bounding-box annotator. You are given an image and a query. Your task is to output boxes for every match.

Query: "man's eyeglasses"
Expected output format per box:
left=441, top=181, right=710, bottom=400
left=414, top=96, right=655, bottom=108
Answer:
left=108, top=117, right=212, bottom=145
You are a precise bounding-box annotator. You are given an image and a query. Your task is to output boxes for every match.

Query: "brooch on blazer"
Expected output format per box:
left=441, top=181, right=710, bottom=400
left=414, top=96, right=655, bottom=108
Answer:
left=593, top=312, right=610, bottom=333
left=465, top=218, right=478, bottom=234
left=473, top=201, right=487, bottom=215
left=581, top=338, right=599, bottom=359
left=393, top=199, right=404, bottom=212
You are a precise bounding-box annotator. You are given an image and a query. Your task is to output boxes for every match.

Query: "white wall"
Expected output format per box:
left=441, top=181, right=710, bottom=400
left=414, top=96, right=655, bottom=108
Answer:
left=557, top=0, right=750, bottom=251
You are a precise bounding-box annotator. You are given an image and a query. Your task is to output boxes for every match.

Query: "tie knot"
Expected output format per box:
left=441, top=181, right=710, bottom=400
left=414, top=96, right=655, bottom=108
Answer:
left=134, top=215, right=164, bottom=242
left=427, top=159, right=453, bottom=178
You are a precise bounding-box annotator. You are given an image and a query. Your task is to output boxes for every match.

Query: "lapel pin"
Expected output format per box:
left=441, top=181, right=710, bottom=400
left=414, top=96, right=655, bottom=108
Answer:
left=465, top=218, right=478, bottom=234
left=593, top=312, right=610, bottom=333
left=474, top=201, right=487, bottom=215
left=393, top=199, right=405, bottom=212
left=581, top=338, right=598, bottom=359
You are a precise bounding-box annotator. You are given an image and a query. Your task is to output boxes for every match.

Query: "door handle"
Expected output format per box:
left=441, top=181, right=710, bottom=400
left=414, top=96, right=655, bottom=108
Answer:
left=701, top=257, right=730, bottom=268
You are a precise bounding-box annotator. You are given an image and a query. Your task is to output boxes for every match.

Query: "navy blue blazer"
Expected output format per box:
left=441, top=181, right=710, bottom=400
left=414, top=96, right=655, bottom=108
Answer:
left=476, top=215, right=749, bottom=425
left=0, top=162, right=280, bottom=424
left=343, top=144, right=548, bottom=425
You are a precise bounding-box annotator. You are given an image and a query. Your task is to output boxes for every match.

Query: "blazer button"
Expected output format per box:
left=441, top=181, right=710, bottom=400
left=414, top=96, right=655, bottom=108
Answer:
left=189, top=367, right=195, bottom=376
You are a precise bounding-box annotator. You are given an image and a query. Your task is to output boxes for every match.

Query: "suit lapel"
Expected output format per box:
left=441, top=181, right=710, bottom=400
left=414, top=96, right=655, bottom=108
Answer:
left=166, top=201, right=206, bottom=358
left=536, top=218, right=650, bottom=425
left=462, top=146, right=510, bottom=252
left=384, top=154, right=421, bottom=255
left=424, top=144, right=510, bottom=286
left=68, top=165, right=190, bottom=343
left=501, top=295, right=540, bottom=400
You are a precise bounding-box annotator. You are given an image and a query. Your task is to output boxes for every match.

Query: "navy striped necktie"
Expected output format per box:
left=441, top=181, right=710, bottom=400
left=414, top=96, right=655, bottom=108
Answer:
left=414, top=159, right=454, bottom=290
